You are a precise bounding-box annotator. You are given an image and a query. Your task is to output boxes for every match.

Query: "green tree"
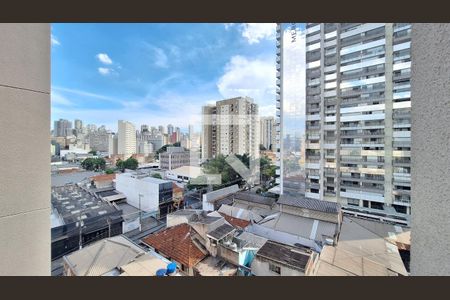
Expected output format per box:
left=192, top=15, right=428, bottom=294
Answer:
left=81, top=157, right=106, bottom=171
left=116, top=159, right=125, bottom=172
left=151, top=173, right=163, bottom=179
left=116, top=157, right=138, bottom=172
left=88, top=150, right=97, bottom=156
left=105, top=168, right=115, bottom=174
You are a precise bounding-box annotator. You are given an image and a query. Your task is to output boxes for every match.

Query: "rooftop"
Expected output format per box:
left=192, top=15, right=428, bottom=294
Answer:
left=90, top=173, right=116, bottom=182
left=168, top=166, right=203, bottom=178
left=310, top=217, right=408, bottom=276
left=256, top=241, right=312, bottom=272
left=207, top=223, right=236, bottom=241
left=51, top=171, right=97, bottom=187
left=234, top=191, right=277, bottom=207
left=219, top=212, right=251, bottom=229
left=143, top=223, right=207, bottom=268
left=194, top=256, right=237, bottom=276
left=277, top=194, right=341, bottom=214
left=51, top=184, right=121, bottom=226
left=119, top=251, right=172, bottom=276
left=63, top=235, right=145, bottom=276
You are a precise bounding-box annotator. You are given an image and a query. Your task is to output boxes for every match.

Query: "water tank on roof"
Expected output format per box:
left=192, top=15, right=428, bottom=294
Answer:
left=156, top=269, right=167, bottom=276
left=166, top=262, right=177, bottom=274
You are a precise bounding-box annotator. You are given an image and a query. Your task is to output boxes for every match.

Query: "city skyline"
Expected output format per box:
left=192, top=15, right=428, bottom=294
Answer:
left=51, top=23, right=282, bottom=132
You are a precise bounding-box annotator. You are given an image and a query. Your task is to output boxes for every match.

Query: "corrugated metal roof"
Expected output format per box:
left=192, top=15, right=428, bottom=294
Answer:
left=64, top=235, right=144, bottom=276
left=277, top=194, right=341, bottom=214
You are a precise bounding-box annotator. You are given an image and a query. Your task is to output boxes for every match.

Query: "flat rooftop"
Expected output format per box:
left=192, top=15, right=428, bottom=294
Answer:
left=51, top=184, right=120, bottom=226
left=256, top=241, right=312, bottom=272
left=51, top=171, right=97, bottom=187
left=234, top=191, right=277, bottom=207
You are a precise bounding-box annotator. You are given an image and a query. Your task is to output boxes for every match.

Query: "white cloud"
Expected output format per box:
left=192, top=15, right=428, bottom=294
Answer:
left=96, top=53, right=113, bottom=65
left=51, top=34, right=60, bottom=46
left=98, top=67, right=112, bottom=75
left=240, top=23, right=276, bottom=44
left=153, top=47, right=169, bottom=68
left=217, top=55, right=276, bottom=109
left=224, top=23, right=235, bottom=30
left=51, top=91, right=72, bottom=106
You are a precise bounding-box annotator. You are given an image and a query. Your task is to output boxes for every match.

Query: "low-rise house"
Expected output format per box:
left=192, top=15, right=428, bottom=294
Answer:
left=63, top=235, right=175, bottom=276
left=115, top=172, right=173, bottom=218
left=306, top=217, right=409, bottom=276
left=143, top=223, right=208, bottom=275
left=251, top=241, right=316, bottom=276
left=218, top=204, right=264, bottom=223
left=90, top=173, right=116, bottom=189
left=202, top=184, right=240, bottom=211
left=166, top=166, right=203, bottom=183
left=63, top=235, right=144, bottom=276
left=193, top=256, right=237, bottom=276
left=231, top=191, right=278, bottom=217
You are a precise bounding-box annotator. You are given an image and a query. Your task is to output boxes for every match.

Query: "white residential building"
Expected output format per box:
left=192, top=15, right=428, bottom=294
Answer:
left=118, top=120, right=137, bottom=158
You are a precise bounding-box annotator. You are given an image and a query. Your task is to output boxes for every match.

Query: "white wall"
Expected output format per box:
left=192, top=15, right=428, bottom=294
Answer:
left=251, top=258, right=304, bottom=276
left=115, top=174, right=160, bottom=213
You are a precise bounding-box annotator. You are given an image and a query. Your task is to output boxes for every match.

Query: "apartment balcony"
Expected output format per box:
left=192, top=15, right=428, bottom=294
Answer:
left=306, top=124, right=320, bottom=130
left=307, top=95, right=321, bottom=104
left=393, top=71, right=411, bottom=82
left=325, top=55, right=338, bottom=65
left=307, top=86, right=321, bottom=96
left=307, top=68, right=321, bottom=78
left=306, top=51, right=321, bottom=63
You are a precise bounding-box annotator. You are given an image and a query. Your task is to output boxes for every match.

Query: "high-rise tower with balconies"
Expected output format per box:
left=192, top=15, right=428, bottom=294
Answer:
left=303, top=23, right=411, bottom=223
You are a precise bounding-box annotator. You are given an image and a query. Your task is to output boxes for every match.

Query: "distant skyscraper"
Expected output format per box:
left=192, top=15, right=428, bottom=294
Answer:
left=202, top=96, right=260, bottom=160
left=158, top=125, right=165, bottom=134
left=74, top=119, right=83, bottom=134
left=86, top=124, right=97, bottom=133
left=260, top=116, right=276, bottom=151
left=141, top=124, right=149, bottom=133
left=167, top=124, right=174, bottom=136
left=118, top=120, right=137, bottom=158
left=54, top=119, right=72, bottom=137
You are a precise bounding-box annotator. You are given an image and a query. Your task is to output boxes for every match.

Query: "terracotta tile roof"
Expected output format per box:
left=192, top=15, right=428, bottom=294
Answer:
left=90, top=173, right=116, bottom=182
left=143, top=224, right=207, bottom=268
left=219, top=212, right=251, bottom=229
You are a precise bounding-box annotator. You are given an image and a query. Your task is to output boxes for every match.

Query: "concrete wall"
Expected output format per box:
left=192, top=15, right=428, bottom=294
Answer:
left=115, top=174, right=160, bottom=213
left=0, top=24, right=50, bottom=275
left=251, top=257, right=305, bottom=276
left=411, top=23, right=450, bottom=275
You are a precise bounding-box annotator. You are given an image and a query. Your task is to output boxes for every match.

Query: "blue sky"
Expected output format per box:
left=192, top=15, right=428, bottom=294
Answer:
left=51, top=23, right=279, bottom=132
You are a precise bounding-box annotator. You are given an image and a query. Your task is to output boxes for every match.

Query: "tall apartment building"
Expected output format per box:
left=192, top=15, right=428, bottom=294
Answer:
left=88, top=130, right=113, bottom=154
left=301, top=23, right=412, bottom=222
left=54, top=119, right=72, bottom=137
left=260, top=116, right=276, bottom=151
left=167, top=124, right=174, bottom=136
left=202, top=97, right=260, bottom=160
left=117, top=120, right=137, bottom=158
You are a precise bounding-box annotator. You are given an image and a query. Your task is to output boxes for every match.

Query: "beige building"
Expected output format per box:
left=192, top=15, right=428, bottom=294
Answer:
left=260, top=116, right=276, bottom=151
left=118, top=120, right=136, bottom=158
left=0, top=23, right=50, bottom=275
left=202, top=97, right=260, bottom=160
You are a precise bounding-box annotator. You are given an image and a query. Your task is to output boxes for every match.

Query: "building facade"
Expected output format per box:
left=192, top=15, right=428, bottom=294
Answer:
left=260, top=116, right=276, bottom=151
left=118, top=120, right=137, bottom=158
left=302, top=23, right=411, bottom=221
left=159, top=146, right=190, bottom=170
left=202, top=97, right=260, bottom=160
left=54, top=118, right=73, bottom=137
